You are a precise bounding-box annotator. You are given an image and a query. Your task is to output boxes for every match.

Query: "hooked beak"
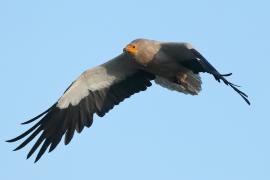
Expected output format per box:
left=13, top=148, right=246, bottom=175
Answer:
left=123, top=45, right=137, bottom=56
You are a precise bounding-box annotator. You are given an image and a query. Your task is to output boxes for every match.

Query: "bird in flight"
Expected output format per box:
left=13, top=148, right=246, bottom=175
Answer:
left=7, top=39, right=250, bottom=162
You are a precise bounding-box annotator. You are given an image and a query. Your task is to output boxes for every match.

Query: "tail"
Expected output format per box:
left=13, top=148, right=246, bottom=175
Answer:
left=155, top=71, right=202, bottom=95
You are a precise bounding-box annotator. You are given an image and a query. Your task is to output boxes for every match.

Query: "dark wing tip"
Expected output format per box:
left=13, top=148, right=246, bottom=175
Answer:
left=190, top=48, right=250, bottom=105
left=34, top=158, right=39, bottom=163
left=34, top=139, right=51, bottom=162
left=6, top=122, right=42, bottom=143
left=245, top=98, right=251, bottom=105
left=229, top=83, right=250, bottom=105
left=21, top=104, right=56, bottom=125
left=8, top=69, right=155, bottom=162
left=219, top=77, right=250, bottom=105
left=6, top=139, right=15, bottom=143
left=8, top=103, right=96, bottom=162
left=220, top=73, right=232, bottom=77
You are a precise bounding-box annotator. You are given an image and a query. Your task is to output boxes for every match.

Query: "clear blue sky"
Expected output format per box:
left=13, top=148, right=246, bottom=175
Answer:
left=1, top=0, right=269, bottom=179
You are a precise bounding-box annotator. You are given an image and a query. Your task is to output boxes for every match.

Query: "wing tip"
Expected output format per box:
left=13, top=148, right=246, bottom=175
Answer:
left=13, top=146, right=21, bottom=151
left=6, top=139, right=15, bottom=143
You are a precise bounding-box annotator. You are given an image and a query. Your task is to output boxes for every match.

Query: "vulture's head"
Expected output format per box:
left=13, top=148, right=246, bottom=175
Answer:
left=123, top=39, right=161, bottom=66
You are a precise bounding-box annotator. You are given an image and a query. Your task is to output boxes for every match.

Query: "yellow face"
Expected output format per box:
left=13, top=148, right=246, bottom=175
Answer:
left=123, top=43, right=138, bottom=56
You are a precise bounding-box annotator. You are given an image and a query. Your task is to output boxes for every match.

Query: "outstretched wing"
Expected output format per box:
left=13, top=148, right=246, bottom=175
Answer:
left=161, top=42, right=250, bottom=105
left=7, top=53, right=155, bottom=162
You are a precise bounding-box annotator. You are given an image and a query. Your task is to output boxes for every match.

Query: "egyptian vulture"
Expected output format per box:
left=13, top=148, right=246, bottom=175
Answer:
left=7, top=39, right=250, bottom=162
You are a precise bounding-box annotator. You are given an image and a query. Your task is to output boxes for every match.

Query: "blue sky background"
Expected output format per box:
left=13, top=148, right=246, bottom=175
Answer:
left=1, top=0, right=269, bottom=179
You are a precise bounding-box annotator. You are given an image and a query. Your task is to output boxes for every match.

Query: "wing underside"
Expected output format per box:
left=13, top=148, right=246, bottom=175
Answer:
left=7, top=54, right=155, bottom=162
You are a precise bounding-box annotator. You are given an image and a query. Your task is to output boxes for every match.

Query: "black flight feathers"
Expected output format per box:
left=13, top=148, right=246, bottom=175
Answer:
left=189, top=48, right=250, bottom=105
left=6, top=71, right=155, bottom=162
left=6, top=45, right=250, bottom=163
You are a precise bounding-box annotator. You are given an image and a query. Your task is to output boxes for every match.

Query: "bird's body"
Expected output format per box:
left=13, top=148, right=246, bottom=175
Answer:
left=7, top=38, right=250, bottom=162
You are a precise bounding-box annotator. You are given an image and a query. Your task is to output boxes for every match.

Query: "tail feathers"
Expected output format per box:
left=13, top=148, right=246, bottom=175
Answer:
left=183, top=71, right=202, bottom=94
left=155, top=72, right=202, bottom=95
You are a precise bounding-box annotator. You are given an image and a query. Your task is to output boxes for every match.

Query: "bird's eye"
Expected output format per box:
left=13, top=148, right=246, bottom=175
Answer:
left=132, top=45, right=136, bottom=48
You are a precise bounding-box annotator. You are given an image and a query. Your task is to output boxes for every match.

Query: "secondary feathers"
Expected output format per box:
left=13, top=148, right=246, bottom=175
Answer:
left=7, top=38, right=250, bottom=162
